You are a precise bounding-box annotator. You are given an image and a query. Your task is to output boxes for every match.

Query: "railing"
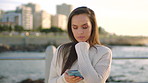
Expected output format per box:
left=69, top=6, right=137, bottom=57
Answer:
left=0, top=45, right=148, bottom=83
left=107, top=82, right=148, bottom=83
left=0, top=56, right=45, bottom=60
left=0, top=56, right=148, bottom=60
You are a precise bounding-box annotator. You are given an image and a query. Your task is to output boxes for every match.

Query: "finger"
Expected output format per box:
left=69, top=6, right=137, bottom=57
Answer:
left=72, top=76, right=81, bottom=80
left=64, top=72, right=72, bottom=82
left=70, top=77, right=79, bottom=82
left=65, top=75, right=75, bottom=81
left=64, top=70, right=71, bottom=78
left=64, top=72, right=68, bottom=76
left=64, top=69, right=69, bottom=75
left=65, top=69, right=70, bottom=72
left=69, top=75, right=75, bottom=79
left=67, top=76, right=76, bottom=82
left=66, top=76, right=76, bottom=83
left=74, top=77, right=83, bottom=82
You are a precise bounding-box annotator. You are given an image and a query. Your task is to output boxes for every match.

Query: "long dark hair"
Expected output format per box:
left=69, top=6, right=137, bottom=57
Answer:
left=61, top=6, right=101, bottom=74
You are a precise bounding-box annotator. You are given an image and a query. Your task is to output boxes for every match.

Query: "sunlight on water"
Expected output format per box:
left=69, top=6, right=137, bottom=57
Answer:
left=111, top=46, right=148, bottom=82
left=0, top=46, right=148, bottom=83
left=0, top=52, right=45, bottom=83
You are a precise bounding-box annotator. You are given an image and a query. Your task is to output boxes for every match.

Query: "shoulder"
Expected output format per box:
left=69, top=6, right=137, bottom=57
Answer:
left=56, top=42, right=74, bottom=56
left=90, top=44, right=112, bottom=57
left=95, top=44, right=112, bottom=53
left=57, top=42, right=74, bottom=51
left=89, top=45, right=112, bottom=65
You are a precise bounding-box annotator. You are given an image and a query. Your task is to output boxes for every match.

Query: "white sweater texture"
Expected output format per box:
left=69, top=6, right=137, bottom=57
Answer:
left=48, top=42, right=112, bottom=83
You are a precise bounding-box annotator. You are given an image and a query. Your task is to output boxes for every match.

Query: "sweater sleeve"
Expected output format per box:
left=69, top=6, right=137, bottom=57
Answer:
left=48, top=45, right=67, bottom=83
left=75, top=42, right=112, bottom=83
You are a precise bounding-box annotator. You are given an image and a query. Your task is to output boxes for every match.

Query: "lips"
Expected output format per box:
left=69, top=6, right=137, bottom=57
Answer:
left=78, top=36, right=85, bottom=39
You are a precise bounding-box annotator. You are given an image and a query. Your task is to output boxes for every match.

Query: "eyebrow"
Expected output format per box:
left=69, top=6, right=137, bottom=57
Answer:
left=72, top=23, right=88, bottom=26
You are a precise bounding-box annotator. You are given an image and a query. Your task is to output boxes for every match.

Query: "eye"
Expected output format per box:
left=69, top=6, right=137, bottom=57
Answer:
left=82, top=25, right=88, bottom=29
left=82, top=26, right=88, bottom=29
left=72, top=26, right=78, bottom=29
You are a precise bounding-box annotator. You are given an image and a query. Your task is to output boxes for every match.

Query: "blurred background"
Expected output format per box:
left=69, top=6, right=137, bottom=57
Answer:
left=0, top=0, right=148, bottom=83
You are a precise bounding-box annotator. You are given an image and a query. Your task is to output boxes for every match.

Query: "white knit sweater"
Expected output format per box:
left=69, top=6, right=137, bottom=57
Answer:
left=48, top=42, right=112, bottom=83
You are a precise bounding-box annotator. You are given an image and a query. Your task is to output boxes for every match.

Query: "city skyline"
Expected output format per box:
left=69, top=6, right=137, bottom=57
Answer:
left=1, top=0, right=148, bottom=36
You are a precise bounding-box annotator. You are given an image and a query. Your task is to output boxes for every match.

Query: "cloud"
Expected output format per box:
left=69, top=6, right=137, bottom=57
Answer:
left=0, top=0, right=24, bottom=10
left=0, top=3, right=18, bottom=10
left=0, top=0, right=24, bottom=4
left=0, top=0, right=57, bottom=14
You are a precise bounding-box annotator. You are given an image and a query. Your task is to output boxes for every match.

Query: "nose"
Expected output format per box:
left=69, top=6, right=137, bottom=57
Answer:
left=78, top=28, right=84, bottom=34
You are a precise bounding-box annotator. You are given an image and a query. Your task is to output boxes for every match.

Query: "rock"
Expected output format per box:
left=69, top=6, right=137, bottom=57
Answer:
left=19, top=78, right=44, bottom=83
left=0, top=44, right=10, bottom=52
left=106, top=76, right=133, bottom=82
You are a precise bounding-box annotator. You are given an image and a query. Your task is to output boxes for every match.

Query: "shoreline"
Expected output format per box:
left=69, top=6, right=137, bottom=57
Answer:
left=0, top=76, right=133, bottom=83
left=1, top=34, right=148, bottom=53
left=0, top=43, right=147, bottom=53
left=0, top=44, right=47, bottom=53
left=16, top=76, right=134, bottom=83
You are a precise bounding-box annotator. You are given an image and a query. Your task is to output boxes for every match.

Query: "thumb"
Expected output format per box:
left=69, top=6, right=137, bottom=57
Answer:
left=65, top=69, right=70, bottom=73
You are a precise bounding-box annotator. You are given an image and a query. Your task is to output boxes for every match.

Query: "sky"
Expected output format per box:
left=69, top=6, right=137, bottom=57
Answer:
left=0, top=0, right=148, bottom=36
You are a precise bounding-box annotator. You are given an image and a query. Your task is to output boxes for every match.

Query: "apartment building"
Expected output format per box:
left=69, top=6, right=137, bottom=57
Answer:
left=16, top=6, right=33, bottom=30
left=51, top=14, right=67, bottom=30
left=34, top=10, right=51, bottom=29
left=25, top=3, right=51, bottom=29
left=1, top=11, right=22, bottom=25
left=56, top=3, right=73, bottom=17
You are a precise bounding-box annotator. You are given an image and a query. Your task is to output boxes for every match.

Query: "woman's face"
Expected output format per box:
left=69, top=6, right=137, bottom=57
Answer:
left=71, top=14, right=92, bottom=42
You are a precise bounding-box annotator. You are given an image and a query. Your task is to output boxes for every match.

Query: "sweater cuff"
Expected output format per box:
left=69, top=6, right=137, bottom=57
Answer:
left=61, top=73, right=68, bottom=83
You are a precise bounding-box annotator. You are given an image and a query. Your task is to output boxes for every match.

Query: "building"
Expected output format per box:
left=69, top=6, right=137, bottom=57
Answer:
left=25, top=3, right=42, bottom=29
left=56, top=3, right=73, bottom=17
left=24, top=3, right=51, bottom=29
left=51, top=14, right=67, bottom=30
left=1, top=3, right=71, bottom=30
left=1, top=11, right=22, bottom=25
left=1, top=6, right=33, bottom=30
left=25, top=3, right=41, bottom=14
left=33, top=12, right=40, bottom=29
left=40, top=11, right=51, bottom=29
left=34, top=10, right=51, bottom=29
left=0, top=10, right=5, bottom=21
left=16, top=6, right=33, bottom=30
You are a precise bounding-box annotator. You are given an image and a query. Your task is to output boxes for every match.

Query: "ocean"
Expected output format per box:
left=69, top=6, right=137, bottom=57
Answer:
left=0, top=46, right=148, bottom=83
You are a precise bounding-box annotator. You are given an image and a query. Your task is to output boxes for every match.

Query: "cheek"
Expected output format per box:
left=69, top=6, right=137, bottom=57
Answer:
left=86, top=28, right=92, bottom=37
left=72, top=29, right=77, bottom=37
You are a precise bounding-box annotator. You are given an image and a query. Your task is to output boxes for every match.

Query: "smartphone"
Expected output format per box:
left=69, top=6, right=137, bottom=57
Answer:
left=67, top=70, right=84, bottom=79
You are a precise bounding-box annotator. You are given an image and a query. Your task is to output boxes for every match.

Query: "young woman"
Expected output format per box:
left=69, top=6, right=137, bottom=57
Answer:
left=48, top=6, right=112, bottom=83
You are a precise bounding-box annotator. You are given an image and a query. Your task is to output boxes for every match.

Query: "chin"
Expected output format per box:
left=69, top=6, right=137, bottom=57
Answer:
left=77, top=40, right=86, bottom=42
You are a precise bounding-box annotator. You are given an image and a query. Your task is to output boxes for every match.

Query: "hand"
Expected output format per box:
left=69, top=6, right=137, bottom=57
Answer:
left=75, top=42, right=90, bottom=52
left=64, top=70, right=83, bottom=83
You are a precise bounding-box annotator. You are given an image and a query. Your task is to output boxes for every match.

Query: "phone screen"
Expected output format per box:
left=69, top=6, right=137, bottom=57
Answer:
left=67, top=70, right=84, bottom=79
